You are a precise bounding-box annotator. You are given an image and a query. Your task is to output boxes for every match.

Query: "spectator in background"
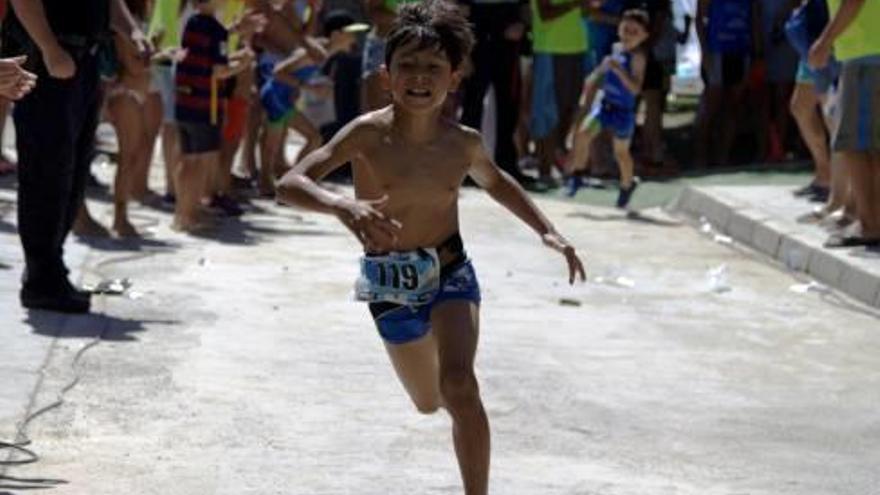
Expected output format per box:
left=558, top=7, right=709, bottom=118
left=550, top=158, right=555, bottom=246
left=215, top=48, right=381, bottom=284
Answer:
left=530, top=0, right=589, bottom=188
left=106, top=0, right=153, bottom=237
left=146, top=0, right=185, bottom=205
left=810, top=0, right=880, bottom=248
left=361, top=0, right=418, bottom=111
left=460, top=0, right=532, bottom=188
left=3, top=0, right=148, bottom=313
left=757, top=0, right=800, bottom=164
left=786, top=0, right=841, bottom=211
left=585, top=0, right=625, bottom=71
left=695, top=0, right=759, bottom=167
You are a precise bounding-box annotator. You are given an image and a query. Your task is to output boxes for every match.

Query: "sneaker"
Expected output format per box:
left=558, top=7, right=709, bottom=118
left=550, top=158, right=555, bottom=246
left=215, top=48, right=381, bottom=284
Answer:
left=210, top=195, right=244, bottom=217
left=616, top=181, right=639, bottom=209
left=564, top=175, right=583, bottom=197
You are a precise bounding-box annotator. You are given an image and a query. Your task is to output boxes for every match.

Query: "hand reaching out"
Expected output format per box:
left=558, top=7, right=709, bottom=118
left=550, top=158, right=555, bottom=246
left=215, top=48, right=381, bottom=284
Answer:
left=334, top=195, right=403, bottom=252
left=542, top=231, right=587, bottom=285
left=0, top=56, right=37, bottom=99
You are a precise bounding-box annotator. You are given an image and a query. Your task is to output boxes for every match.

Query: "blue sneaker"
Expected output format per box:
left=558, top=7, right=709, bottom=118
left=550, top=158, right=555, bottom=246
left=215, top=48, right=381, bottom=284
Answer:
left=616, top=181, right=639, bottom=209
left=564, top=175, right=583, bottom=197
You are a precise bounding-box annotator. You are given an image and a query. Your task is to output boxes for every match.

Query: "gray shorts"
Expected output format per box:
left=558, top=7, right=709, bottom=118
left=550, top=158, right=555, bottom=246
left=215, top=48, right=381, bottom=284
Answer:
left=832, top=58, right=880, bottom=153
left=150, top=63, right=176, bottom=123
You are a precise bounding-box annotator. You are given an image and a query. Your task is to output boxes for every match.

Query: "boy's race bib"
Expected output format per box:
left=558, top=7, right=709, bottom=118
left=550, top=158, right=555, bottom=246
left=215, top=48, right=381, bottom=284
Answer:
left=355, top=248, right=441, bottom=305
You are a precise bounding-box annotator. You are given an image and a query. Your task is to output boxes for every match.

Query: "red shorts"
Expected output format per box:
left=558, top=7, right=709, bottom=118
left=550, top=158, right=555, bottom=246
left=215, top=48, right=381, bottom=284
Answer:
left=223, top=96, right=249, bottom=142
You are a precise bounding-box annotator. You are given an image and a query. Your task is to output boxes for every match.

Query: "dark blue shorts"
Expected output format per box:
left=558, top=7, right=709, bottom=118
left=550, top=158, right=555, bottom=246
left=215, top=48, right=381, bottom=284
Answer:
left=368, top=259, right=481, bottom=345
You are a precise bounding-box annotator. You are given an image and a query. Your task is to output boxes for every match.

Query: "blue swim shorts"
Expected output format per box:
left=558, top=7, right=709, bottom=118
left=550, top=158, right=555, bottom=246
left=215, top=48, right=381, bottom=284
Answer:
left=583, top=102, right=635, bottom=140
left=368, top=259, right=481, bottom=345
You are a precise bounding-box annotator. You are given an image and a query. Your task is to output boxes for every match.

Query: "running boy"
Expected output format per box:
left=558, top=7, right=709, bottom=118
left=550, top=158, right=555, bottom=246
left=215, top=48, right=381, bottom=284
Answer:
left=277, top=2, right=585, bottom=493
left=565, top=9, right=650, bottom=208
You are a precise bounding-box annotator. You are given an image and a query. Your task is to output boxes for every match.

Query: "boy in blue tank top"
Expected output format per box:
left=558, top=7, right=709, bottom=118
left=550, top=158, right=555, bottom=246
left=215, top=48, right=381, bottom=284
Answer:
left=565, top=9, right=650, bottom=209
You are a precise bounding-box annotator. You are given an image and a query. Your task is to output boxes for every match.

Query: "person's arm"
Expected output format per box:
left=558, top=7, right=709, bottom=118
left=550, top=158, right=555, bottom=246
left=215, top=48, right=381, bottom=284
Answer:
left=271, top=47, right=312, bottom=87
left=114, top=30, right=149, bottom=78
left=111, top=0, right=152, bottom=55
left=276, top=118, right=403, bottom=250
left=536, top=0, right=584, bottom=22
left=809, top=0, right=865, bottom=68
left=467, top=131, right=586, bottom=284
left=8, top=0, right=75, bottom=78
left=608, top=50, right=646, bottom=95
left=570, top=68, right=602, bottom=135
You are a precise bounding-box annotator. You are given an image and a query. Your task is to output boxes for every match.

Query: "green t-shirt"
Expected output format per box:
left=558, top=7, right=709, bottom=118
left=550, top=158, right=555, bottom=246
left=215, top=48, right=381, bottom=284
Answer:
left=384, top=0, right=420, bottom=12
left=530, top=0, right=588, bottom=54
left=149, top=0, right=182, bottom=50
left=827, top=0, right=880, bottom=61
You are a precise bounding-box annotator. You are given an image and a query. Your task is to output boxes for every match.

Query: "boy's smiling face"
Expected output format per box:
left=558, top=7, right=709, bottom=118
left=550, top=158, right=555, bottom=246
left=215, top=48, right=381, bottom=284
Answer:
left=385, top=41, right=461, bottom=113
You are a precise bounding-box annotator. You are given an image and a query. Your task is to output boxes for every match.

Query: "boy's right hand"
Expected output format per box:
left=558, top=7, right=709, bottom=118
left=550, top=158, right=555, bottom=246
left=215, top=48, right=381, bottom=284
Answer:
left=334, top=195, right=403, bottom=252
left=43, top=44, right=76, bottom=79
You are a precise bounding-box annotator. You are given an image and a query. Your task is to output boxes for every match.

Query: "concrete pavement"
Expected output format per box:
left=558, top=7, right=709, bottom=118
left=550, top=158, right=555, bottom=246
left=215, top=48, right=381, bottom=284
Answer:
left=1, top=174, right=880, bottom=494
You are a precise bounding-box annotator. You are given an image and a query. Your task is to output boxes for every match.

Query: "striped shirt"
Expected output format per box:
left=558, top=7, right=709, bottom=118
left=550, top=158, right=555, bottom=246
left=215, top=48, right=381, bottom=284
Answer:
left=175, top=14, right=229, bottom=124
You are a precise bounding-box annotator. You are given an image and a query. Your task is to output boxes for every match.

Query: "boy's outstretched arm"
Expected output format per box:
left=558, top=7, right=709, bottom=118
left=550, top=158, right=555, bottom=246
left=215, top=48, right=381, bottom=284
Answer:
left=276, top=119, right=402, bottom=251
left=467, top=134, right=586, bottom=284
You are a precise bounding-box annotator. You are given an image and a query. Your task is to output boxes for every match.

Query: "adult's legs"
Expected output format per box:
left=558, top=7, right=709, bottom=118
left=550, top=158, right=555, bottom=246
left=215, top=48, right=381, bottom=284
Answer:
left=489, top=40, right=522, bottom=179
left=846, top=151, right=880, bottom=239
left=107, top=94, right=146, bottom=236
left=695, top=86, right=722, bottom=167
left=431, top=300, right=489, bottom=495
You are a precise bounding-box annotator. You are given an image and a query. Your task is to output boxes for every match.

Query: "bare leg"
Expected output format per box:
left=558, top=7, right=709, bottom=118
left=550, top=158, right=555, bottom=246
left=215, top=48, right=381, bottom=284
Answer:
left=107, top=94, right=144, bottom=237
left=569, top=124, right=598, bottom=175
left=161, top=123, right=180, bottom=197
left=288, top=113, right=323, bottom=167
left=612, top=137, right=635, bottom=188
left=73, top=202, right=110, bottom=237
left=432, top=300, right=489, bottom=495
left=790, top=83, right=830, bottom=186
left=843, top=151, right=880, bottom=238
left=383, top=332, right=443, bottom=414
left=259, top=125, right=285, bottom=196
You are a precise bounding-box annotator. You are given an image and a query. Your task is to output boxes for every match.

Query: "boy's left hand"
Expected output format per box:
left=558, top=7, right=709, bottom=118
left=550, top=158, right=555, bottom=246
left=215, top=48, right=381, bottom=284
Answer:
left=542, top=232, right=587, bottom=284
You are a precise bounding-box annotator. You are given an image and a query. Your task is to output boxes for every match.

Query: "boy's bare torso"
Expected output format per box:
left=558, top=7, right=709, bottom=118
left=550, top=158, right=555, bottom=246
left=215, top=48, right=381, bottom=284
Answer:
left=349, top=108, right=475, bottom=251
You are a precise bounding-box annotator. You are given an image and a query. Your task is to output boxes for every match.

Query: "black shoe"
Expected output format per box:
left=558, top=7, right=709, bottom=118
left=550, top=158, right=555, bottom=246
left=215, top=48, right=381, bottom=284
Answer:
left=808, top=186, right=830, bottom=203
left=20, top=287, right=91, bottom=313
left=616, top=181, right=639, bottom=209
left=793, top=182, right=819, bottom=197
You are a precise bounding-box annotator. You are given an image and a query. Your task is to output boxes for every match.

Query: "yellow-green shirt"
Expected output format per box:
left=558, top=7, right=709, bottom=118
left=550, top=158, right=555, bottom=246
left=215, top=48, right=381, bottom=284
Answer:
left=223, top=0, right=246, bottom=50
left=530, top=0, right=588, bottom=54
left=827, top=0, right=880, bottom=61
left=148, top=0, right=182, bottom=50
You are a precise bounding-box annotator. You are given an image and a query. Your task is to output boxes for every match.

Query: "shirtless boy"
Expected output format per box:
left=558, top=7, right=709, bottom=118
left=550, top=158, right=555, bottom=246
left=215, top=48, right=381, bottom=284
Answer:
left=276, top=2, right=586, bottom=493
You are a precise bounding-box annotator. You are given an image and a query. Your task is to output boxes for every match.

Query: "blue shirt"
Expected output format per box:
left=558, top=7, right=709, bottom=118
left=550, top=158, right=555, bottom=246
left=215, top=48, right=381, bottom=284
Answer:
left=708, top=0, right=753, bottom=55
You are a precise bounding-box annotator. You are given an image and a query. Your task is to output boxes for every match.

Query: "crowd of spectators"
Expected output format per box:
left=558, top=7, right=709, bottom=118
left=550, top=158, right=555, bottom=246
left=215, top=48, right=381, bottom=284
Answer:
left=0, top=0, right=876, bottom=313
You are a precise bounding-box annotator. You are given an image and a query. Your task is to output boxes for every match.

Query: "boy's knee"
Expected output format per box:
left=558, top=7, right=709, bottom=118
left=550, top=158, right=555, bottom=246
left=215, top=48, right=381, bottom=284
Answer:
left=414, top=400, right=442, bottom=415
left=439, top=370, right=480, bottom=410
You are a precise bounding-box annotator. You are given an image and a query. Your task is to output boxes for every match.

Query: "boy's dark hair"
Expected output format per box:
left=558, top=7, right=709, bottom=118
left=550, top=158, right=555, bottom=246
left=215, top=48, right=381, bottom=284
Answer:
left=621, top=9, right=651, bottom=31
left=384, top=0, right=475, bottom=71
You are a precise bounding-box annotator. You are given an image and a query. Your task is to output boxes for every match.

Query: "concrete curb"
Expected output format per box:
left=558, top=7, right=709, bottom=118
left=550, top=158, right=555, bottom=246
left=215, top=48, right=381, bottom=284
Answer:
left=672, top=186, right=880, bottom=308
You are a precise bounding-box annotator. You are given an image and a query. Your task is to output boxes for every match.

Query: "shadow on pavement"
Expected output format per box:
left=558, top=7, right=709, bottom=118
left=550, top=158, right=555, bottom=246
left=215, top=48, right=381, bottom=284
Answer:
left=75, top=235, right=180, bottom=253
left=567, top=209, right=683, bottom=227
left=23, top=310, right=175, bottom=342
left=0, top=473, right=69, bottom=492
left=191, top=216, right=344, bottom=245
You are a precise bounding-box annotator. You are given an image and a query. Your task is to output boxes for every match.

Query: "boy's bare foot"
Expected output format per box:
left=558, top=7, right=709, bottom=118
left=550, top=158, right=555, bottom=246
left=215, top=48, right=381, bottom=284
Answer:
left=112, top=219, right=140, bottom=238
left=73, top=214, right=111, bottom=238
